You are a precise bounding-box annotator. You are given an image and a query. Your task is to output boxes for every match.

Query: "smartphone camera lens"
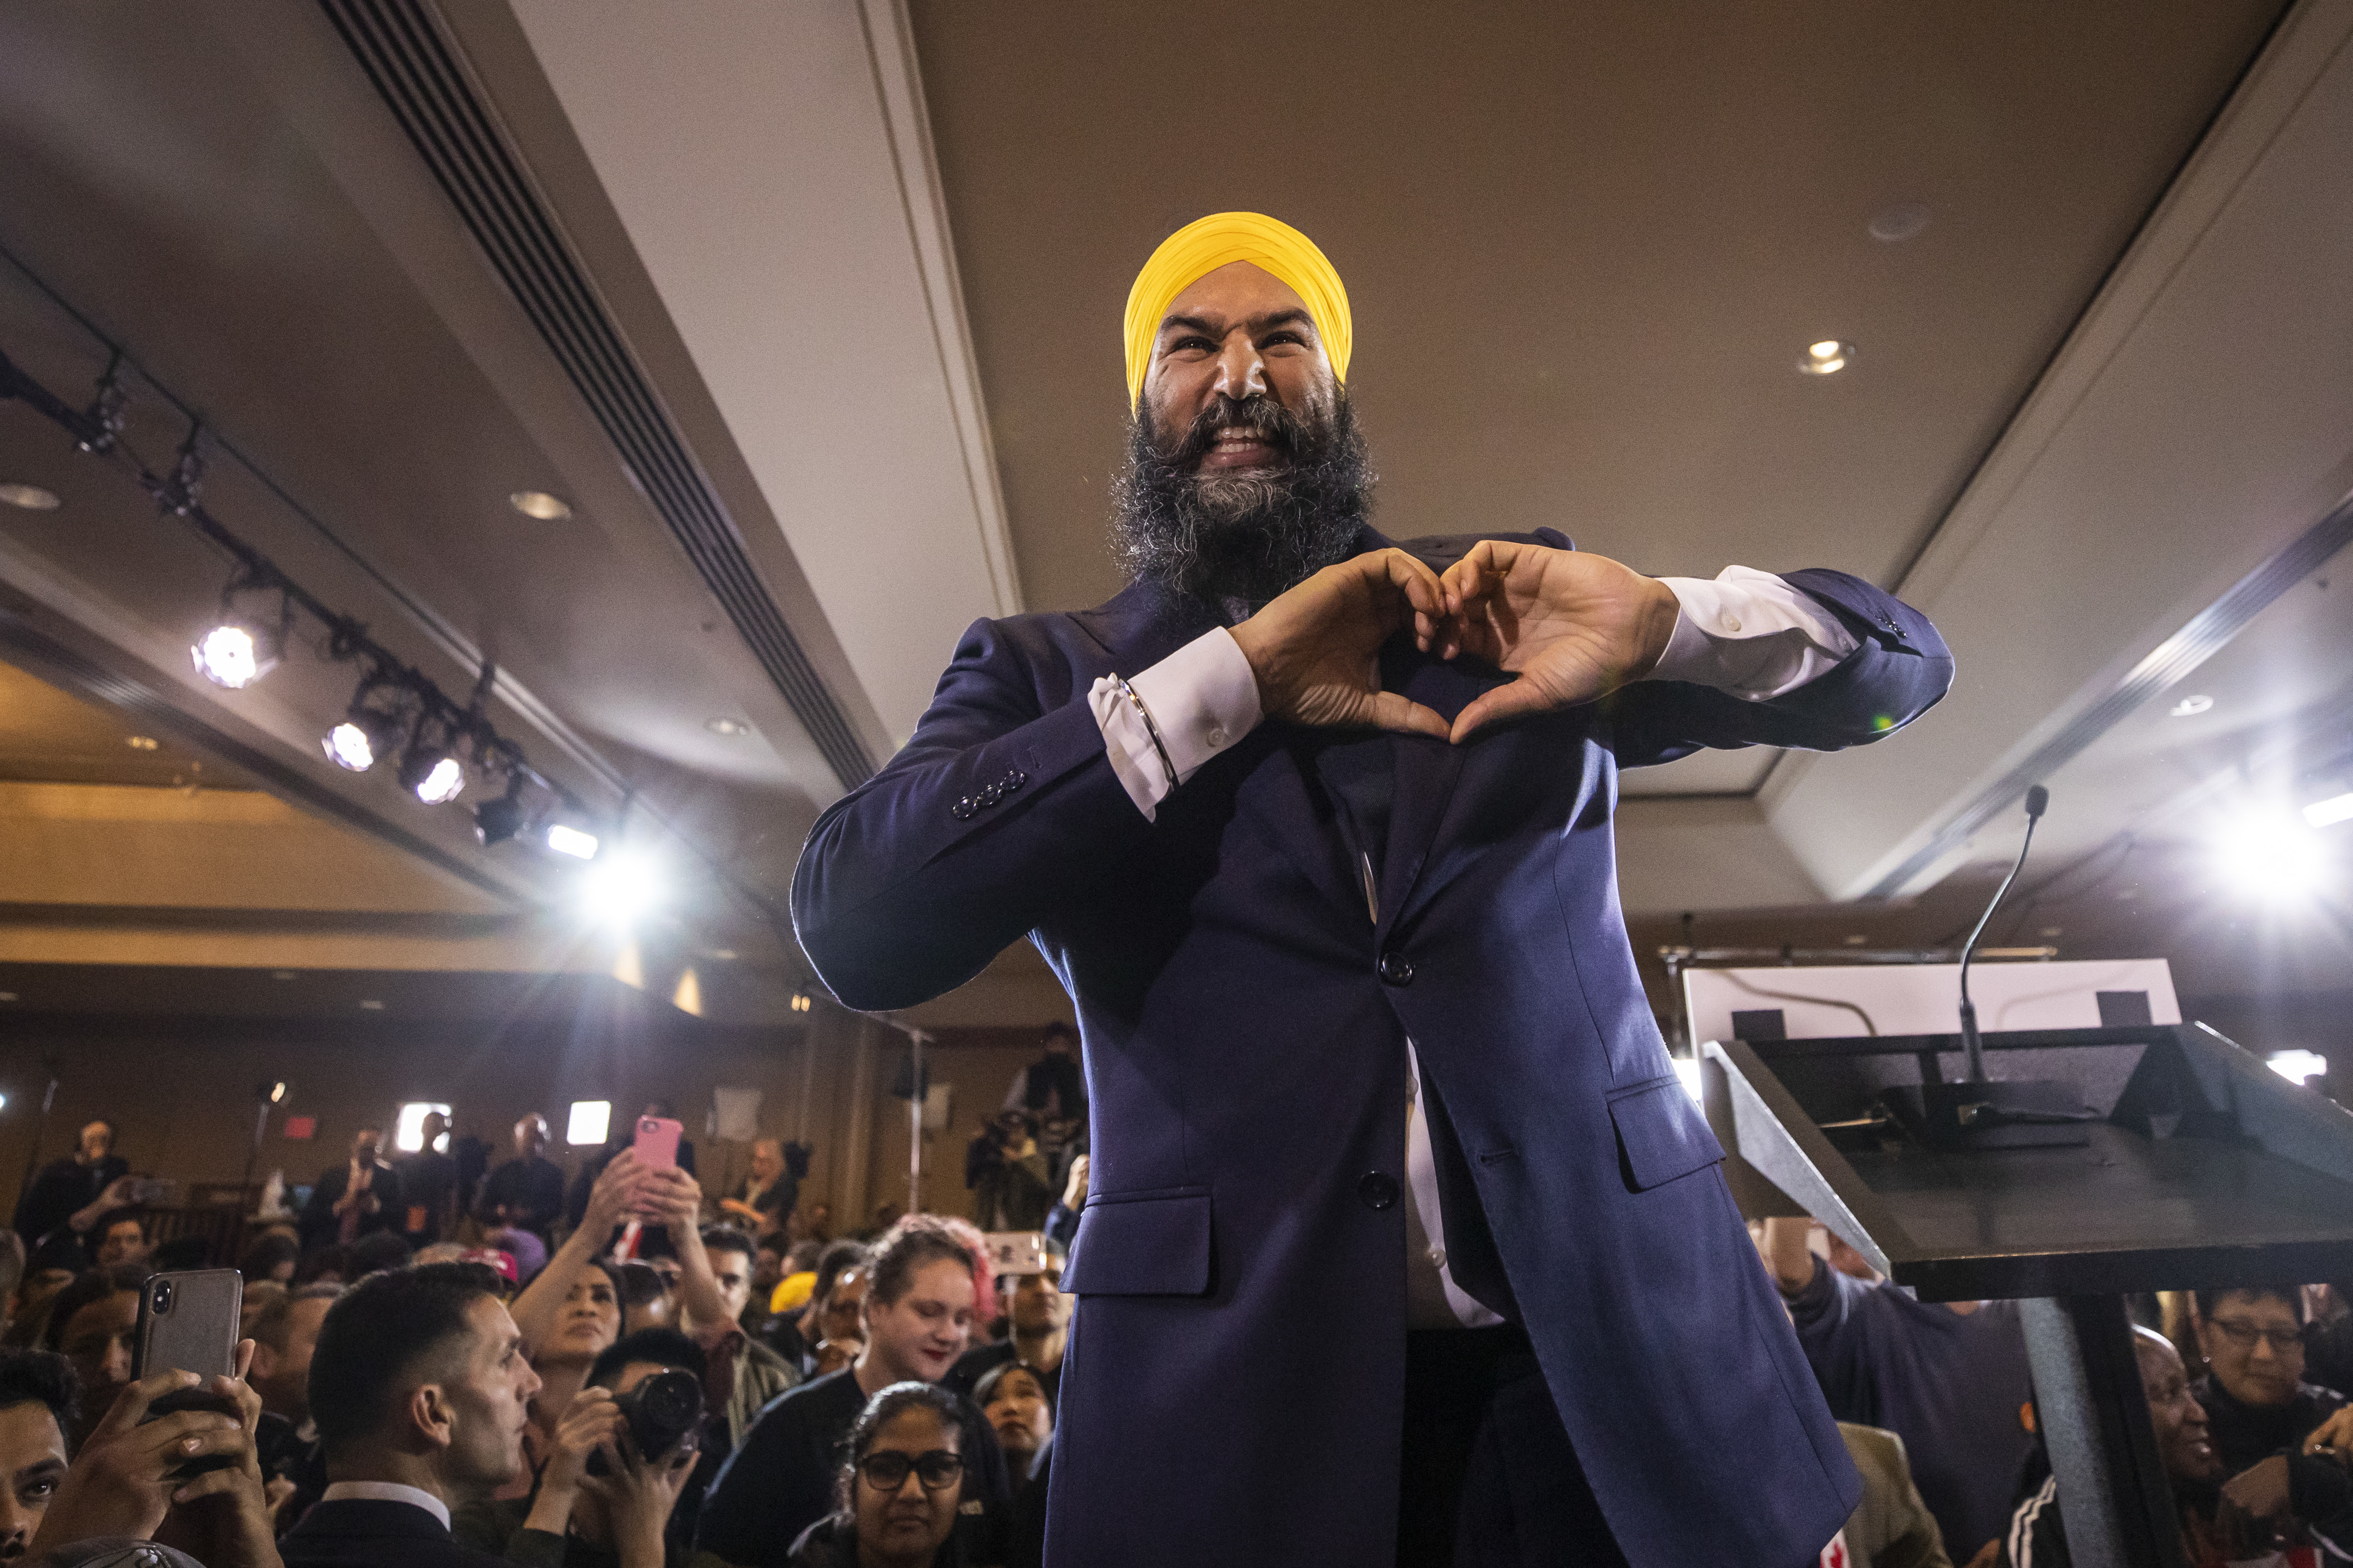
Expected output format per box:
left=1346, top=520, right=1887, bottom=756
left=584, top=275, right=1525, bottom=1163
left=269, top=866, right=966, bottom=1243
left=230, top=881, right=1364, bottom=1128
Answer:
left=151, top=1279, right=173, bottom=1313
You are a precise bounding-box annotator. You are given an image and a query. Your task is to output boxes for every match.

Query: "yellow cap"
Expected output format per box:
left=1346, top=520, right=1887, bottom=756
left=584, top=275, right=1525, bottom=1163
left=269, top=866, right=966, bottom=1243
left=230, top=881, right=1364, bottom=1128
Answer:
left=1123, top=212, right=1352, bottom=411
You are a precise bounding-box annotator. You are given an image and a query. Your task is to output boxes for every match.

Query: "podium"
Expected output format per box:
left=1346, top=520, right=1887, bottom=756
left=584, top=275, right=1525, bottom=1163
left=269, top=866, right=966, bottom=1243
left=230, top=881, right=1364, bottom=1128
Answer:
left=1703, top=1020, right=2353, bottom=1568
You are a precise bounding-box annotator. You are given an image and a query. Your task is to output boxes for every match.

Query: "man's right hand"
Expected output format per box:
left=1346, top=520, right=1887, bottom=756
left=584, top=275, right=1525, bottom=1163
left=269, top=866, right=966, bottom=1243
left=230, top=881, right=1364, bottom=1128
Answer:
left=1228, top=549, right=1452, bottom=738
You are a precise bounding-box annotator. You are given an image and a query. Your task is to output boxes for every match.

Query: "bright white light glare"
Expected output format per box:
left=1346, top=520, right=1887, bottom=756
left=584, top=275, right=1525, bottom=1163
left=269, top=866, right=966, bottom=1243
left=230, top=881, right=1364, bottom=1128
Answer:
left=580, top=851, right=662, bottom=923
left=1674, top=1058, right=1702, bottom=1103
left=324, top=721, right=374, bottom=772
left=566, top=1100, right=611, bottom=1146
left=1797, top=340, right=1853, bottom=376
left=2268, top=1050, right=2329, bottom=1087
left=192, top=625, right=261, bottom=688
left=1808, top=340, right=1843, bottom=360
left=2304, top=792, right=2353, bottom=829
left=546, top=823, right=600, bottom=859
left=395, top=1101, right=452, bottom=1153
left=2170, top=694, right=2214, bottom=718
left=2213, top=815, right=2327, bottom=899
left=414, top=757, right=464, bottom=804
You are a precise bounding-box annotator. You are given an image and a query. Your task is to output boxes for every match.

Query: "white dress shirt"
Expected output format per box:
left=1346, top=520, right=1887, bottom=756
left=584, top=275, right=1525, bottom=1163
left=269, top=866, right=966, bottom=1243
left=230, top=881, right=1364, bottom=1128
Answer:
left=1086, top=565, right=1858, bottom=1325
left=320, top=1480, right=453, bottom=1530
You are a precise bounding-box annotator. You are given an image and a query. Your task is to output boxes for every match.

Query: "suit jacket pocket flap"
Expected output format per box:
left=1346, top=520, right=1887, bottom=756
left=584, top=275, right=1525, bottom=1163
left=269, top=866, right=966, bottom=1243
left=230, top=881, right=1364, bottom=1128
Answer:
left=1064, top=1188, right=1211, bottom=1296
left=1609, top=1080, right=1725, bottom=1191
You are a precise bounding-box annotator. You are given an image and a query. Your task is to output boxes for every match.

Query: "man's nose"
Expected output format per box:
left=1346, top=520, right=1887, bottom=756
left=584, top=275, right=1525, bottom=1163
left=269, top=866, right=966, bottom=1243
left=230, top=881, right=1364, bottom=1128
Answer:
left=1210, top=337, right=1267, bottom=404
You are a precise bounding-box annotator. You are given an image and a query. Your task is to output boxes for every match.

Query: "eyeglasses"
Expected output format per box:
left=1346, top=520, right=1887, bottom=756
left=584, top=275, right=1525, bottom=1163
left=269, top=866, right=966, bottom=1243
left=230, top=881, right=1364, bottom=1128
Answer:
left=855, top=1449, right=964, bottom=1492
left=2208, top=1318, right=2305, bottom=1355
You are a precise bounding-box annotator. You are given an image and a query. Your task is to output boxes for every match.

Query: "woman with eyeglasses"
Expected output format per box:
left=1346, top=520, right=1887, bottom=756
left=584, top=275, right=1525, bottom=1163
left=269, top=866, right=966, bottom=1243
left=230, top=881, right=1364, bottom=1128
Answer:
left=2189, top=1286, right=2346, bottom=1474
left=788, top=1383, right=968, bottom=1567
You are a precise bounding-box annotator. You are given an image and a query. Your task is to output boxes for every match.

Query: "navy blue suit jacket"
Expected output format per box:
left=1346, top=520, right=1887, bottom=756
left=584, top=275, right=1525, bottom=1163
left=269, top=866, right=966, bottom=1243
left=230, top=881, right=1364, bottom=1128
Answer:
left=792, top=529, right=1953, bottom=1566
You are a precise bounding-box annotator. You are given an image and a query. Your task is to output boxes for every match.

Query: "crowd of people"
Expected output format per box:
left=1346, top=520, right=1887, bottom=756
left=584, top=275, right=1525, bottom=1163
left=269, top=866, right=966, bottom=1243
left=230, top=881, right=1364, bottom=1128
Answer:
left=1758, top=1215, right=2353, bottom=1566
left=8, top=1051, right=2353, bottom=1568
left=0, top=1088, right=1073, bottom=1568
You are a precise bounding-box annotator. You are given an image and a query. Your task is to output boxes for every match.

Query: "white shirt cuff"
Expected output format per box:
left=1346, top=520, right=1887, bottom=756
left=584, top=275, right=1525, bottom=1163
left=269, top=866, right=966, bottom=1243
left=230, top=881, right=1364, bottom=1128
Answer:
left=1087, top=628, right=1264, bottom=821
left=1649, top=565, right=1859, bottom=701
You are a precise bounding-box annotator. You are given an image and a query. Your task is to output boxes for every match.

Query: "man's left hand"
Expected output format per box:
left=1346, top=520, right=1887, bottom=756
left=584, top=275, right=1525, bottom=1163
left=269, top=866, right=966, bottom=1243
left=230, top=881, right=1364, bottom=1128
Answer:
left=1436, top=541, right=1680, bottom=742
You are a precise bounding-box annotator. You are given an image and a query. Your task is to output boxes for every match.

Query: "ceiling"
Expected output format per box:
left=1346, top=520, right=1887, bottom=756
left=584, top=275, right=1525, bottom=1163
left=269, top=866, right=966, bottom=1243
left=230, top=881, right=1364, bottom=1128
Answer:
left=1, top=0, right=2350, bottom=1031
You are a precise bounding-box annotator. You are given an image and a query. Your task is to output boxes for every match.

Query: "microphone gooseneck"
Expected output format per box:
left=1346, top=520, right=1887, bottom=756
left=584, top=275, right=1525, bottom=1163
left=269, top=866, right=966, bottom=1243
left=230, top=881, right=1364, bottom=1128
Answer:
left=1958, top=785, right=2049, bottom=1083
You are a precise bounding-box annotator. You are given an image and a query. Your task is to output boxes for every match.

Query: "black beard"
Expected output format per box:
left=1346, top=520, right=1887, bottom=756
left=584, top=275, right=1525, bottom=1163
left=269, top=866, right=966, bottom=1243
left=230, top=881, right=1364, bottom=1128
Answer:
left=1110, top=391, right=1374, bottom=614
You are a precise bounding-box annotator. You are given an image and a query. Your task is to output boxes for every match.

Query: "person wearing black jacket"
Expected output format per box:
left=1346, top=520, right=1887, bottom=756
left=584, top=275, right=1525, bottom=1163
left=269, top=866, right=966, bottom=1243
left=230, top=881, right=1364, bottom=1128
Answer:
left=11, top=1121, right=128, bottom=1254
left=479, top=1116, right=568, bottom=1249
left=298, top=1129, right=403, bottom=1255
left=697, top=1221, right=1009, bottom=1568
left=281, top=1263, right=542, bottom=1568
left=2190, top=1286, right=2345, bottom=1473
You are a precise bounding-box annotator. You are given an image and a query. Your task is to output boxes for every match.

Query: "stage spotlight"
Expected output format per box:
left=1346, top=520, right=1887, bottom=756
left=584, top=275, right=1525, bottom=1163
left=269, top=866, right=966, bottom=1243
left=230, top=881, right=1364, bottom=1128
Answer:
left=580, top=848, right=662, bottom=924
left=321, top=677, right=415, bottom=773
left=192, top=620, right=278, bottom=689
left=546, top=822, right=600, bottom=860
left=2305, top=791, right=2353, bottom=830
left=398, top=711, right=467, bottom=804
left=474, top=777, right=530, bottom=847
left=2213, top=814, right=2327, bottom=900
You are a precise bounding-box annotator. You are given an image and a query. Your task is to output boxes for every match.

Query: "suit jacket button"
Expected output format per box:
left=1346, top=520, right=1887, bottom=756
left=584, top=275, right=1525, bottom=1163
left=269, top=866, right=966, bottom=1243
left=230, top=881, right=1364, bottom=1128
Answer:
left=1358, top=1171, right=1399, bottom=1211
left=951, top=798, right=976, bottom=820
left=1377, top=952, right=1414, bottom=986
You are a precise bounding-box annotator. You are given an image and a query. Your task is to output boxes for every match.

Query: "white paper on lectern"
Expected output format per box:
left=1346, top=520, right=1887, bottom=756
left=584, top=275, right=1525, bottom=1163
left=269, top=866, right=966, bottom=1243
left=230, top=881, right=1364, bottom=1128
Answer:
left=1682, top=959, right=2180, bottom=1046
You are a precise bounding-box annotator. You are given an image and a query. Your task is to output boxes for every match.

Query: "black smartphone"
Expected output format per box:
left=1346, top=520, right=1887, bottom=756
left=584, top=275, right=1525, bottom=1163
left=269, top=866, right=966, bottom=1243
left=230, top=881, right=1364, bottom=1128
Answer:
left=133, top=1269, right=243, bottom=1475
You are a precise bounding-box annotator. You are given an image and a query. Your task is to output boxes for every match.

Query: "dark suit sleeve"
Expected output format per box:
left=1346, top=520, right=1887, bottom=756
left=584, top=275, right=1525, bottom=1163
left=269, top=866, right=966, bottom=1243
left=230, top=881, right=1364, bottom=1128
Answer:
left=1608, top=567, right=1952, bottom=768
left=792, top=617, right=1158, bottom=1011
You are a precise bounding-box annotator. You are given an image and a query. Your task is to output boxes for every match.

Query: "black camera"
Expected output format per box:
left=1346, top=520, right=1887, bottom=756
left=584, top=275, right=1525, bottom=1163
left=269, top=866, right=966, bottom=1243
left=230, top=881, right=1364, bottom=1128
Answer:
left=587, top=1369, right=703, bottom=1476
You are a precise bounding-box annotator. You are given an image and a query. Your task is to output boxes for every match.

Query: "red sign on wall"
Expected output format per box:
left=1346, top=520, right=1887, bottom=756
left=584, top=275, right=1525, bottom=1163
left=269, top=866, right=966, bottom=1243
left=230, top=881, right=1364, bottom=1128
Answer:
left=282, top=1116, right=317, bottom=1141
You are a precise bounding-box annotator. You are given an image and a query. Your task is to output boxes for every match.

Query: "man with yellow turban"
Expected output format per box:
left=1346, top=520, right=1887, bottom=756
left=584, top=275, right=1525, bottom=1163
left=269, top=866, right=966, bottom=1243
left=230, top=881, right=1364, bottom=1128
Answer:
left=792, top=213, right=1952, bottom=1566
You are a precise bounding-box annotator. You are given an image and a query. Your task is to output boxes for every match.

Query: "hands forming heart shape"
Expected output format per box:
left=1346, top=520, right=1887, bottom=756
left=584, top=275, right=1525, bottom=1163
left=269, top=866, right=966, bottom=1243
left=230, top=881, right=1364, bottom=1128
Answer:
left=1226, top=542, right=1683, bottom=744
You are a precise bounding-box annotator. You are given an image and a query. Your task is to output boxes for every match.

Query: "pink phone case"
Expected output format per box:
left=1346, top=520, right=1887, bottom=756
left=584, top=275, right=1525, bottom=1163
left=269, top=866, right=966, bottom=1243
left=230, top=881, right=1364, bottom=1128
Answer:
left=633, top=1116, right=683, bottom=1169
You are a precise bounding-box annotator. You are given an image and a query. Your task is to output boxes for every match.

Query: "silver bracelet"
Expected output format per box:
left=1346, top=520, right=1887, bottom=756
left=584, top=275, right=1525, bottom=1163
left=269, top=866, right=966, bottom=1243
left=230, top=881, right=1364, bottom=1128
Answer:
left=1117, top=676, right=1180, bottom=793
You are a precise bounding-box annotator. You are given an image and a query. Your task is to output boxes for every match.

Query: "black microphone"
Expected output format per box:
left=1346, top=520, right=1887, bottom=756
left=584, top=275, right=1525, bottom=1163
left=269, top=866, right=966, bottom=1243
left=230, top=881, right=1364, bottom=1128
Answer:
left=1957, top=785, right=2049, bottom=1083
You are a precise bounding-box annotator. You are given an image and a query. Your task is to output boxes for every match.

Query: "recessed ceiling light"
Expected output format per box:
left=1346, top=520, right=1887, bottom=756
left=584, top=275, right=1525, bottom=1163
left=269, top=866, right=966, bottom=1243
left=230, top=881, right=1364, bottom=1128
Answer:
left=1843, top=935, right=1867, bottom=945
left=710, top=948, right=738, bottom=961
left=1868, top=202, right=1932, bottom=243
left=1797, top=340, right=1853, bottom=376
left=271, top=970, right=298, bottom=981
left=0, top=993, right=16, bottom=1003
left=509, top=490, right=572, bottom=521
left=359, top=999, right=385, bottom=1011
left=2169, top=694, right=2214, bottom=717
left=0, top=483, right=61, bottom=511
left=705, top=717, right=750, bottom=736
left=125, top=735, right=159, bottom=751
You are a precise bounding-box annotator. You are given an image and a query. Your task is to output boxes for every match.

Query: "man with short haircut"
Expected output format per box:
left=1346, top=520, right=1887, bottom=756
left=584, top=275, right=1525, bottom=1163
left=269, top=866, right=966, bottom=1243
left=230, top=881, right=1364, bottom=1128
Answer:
left=87, top=1212, right=149, bottom=1274
left=278, top=1263, right=541, bottom=1567
left=688, top=1227, right=798, bottom=1452
left=477, top=1117, right=565, bottom=1249
left=299, top=1128, right=403, bottom=1255
left=794, top=212, right=1952, bottom=1564
left=949, top=1243, right=1071, bottom=1411
left=0, top=1349, right=73, bottom=1556
left=251, top=1282, right=342, bottom=1528
left=11, top=1123, right=128, bottom=1256
left=2191, top=1285, right=2346, bottom=1474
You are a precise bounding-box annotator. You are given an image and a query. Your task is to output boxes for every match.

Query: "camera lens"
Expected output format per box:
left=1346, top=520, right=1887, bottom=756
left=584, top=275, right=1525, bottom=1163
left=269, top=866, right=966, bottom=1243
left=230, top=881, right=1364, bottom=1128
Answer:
left=152, top=1280, right=173, bottom=1312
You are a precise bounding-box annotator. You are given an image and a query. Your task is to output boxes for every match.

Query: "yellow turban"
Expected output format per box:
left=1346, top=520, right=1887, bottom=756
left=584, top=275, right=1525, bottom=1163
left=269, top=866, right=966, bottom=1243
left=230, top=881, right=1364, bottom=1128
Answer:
left=1123, top=212, right=1352, bottom=411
